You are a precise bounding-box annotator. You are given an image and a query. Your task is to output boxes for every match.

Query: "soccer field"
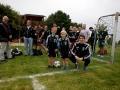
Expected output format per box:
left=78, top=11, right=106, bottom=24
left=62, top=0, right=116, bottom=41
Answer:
left=0, top=46, right=120, bottom=90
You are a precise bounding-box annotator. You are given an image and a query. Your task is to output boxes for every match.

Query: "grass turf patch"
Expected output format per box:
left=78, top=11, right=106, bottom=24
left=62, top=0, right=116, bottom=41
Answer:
left=0, top=78, right=33, bottom=90
left=0, top=45, right=120, bottom=89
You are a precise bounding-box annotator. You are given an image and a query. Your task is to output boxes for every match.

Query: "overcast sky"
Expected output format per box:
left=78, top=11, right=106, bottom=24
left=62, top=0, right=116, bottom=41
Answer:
left=0, top=0, right=120, bottom=28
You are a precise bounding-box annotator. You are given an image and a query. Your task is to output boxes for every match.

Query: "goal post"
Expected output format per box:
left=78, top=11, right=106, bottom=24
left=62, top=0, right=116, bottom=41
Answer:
left=111, top=12, right=119, bottom=64
left=95, top=12, right=120, bottom=63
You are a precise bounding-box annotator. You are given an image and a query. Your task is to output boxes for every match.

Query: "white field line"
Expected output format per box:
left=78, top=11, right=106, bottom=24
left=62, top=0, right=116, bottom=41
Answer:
left=0, top=70, right=73, bottom=83
left=32, top=77, right=46, bottom=90
left=0, top=65, right=101, bottom=83
left=0, top=65, right=102, bottom=90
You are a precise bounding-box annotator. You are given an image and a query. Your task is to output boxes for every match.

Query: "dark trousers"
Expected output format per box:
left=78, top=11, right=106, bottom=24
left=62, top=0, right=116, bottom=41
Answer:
left=84, top=58, right=90, bottom=67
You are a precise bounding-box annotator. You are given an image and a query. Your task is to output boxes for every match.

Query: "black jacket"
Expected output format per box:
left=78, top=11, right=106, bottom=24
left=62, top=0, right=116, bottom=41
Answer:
left=72, top=42, right=91, bottom=60
left=0, top=22, right=12, bottom=42
left=23, top=26, right=34, bottom=38
left=46, top=34, right=59, bottom=49
left=58, top=37, right=70, bottom=53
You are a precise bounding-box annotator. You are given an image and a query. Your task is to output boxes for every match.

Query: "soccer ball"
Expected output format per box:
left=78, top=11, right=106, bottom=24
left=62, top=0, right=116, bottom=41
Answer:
left=54, top=61, right=61, bottom=68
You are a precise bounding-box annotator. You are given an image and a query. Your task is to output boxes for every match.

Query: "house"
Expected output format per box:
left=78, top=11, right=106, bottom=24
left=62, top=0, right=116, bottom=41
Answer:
left=21, top=14, right=45, bottom=25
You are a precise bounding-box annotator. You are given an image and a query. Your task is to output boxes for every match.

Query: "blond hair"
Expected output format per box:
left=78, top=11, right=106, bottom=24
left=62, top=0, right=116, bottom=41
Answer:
left=61, top=28, right=67, bottom=35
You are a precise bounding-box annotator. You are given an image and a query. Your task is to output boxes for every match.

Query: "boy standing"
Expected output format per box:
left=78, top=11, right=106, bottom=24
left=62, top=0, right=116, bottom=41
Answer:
left=46, top=26, right=58, bottom=68
left=58, top=28, right=70, bottom=70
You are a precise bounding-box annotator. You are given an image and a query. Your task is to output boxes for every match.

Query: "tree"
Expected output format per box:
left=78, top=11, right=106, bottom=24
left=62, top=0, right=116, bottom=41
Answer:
left=70, top=22, right=82, bottom=28
left=45, top=10, right=71, bottom=31
left=0, top=3, right=21, bottom=27
left=0, top=3, right=21, bottom=39
left=97, top=24, right=107, bottom=31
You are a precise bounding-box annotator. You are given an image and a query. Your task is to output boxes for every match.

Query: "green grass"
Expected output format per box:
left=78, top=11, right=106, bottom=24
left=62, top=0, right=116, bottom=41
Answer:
left=37, top=45, right=120, bottom=90
left=37, top=62, right=120, bottom=90
left=0, top=55, right=50, bottom=79
left=93, top=45, right=112, bottom=62
left=0, top=79, right=33, bottom=90
left=0, top=46, right=120, bottom=90
left=37, top=70, right=120, bottom=90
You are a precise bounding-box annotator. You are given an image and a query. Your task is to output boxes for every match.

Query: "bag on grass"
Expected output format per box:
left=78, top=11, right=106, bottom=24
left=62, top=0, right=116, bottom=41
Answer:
left=33, top=49, right=43, bottom=56
left=11, top=48, right=23, bottom=56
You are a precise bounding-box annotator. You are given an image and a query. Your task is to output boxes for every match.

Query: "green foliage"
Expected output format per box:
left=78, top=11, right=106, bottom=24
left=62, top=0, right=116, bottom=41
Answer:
left=71, top=22, right=82, bottom=27
left=0, top=3, right=21, bottom=29
left=118, top=40, right=120, bottom=45
left=45, top=10, right=71, bottom=31
left=97, top=24, right=107, bottom=31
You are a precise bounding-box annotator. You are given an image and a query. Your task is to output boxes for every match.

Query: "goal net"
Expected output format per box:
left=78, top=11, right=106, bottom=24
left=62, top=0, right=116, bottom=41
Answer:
left=94, top=12, right=120, bottom=63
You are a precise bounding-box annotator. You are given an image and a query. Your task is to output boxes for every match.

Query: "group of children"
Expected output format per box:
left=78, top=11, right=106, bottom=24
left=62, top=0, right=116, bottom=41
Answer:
left=22, top=21, right=109, bottom=71
left=22, top=20, right=92, bottom=71
left=45, top=24, right=91, bottom=71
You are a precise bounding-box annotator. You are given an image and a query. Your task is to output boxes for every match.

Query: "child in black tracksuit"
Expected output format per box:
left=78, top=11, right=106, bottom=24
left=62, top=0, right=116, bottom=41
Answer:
left=46, top=26, right=58, bottom=68
left=58, top=29, right=70, bottom=70
left=72, top=35, right=91, bottom=71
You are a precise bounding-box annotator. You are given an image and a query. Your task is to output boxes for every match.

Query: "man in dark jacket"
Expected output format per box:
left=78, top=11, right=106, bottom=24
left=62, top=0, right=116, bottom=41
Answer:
left=0, top=16, right=12, bottom=61
left=88, top=27, right=97, bottom=54
left=23, top=20, right=34, bottom=56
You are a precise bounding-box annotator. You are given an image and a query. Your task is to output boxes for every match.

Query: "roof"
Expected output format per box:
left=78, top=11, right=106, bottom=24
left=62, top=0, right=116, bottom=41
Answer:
left=22, top=14, right=45, bottom=17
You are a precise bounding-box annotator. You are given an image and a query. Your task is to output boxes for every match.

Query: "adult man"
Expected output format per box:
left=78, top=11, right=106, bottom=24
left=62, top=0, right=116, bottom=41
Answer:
left=88, top=27, right=97, bottom=54
left=80, top=24, right=91, bottom=43
left=68, top=26, right=77, bottom=48
left=23, top=20, right=34, bottom=56
left=0, top=16, right=12, bottom=61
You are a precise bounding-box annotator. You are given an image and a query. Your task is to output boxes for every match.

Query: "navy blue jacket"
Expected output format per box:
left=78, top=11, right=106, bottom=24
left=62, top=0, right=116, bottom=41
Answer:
left=58, top=37, right=70, bottom=53
left=23, top=26, right=34, bottom=38
left=72, top=42, right=91, bottom=60
left=46, top=34, right=59, bottom=50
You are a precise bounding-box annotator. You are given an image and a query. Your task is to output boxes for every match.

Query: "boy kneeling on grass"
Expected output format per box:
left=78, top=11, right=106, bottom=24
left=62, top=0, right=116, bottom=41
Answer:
left=71, top=35, right=91, bottom=71
left=46, top=26, right=58, bottom=68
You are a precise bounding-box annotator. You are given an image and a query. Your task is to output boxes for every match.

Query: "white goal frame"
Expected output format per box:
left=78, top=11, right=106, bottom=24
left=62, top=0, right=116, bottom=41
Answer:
left=97, top=12, right=120, bottom=64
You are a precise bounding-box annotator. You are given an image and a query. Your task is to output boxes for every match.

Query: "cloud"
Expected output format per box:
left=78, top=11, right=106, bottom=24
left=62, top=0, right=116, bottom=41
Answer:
left=0, top=0, right=120, bottom=28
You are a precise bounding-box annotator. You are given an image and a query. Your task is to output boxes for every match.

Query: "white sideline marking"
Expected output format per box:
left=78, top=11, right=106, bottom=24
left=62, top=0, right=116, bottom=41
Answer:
left=32, top=77, right=46, bottom=90
left=0, top=70, right=75, bottom=83
left=0, top=66, right=101, bottom=83
left=0, top=70, right=76, bottom=90
left=0, top=66, right=102, bottom=90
